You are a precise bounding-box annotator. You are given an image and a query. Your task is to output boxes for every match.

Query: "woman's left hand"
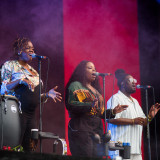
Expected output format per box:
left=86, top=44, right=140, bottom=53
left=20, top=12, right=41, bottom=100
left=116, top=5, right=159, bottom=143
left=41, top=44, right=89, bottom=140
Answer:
left=47, top=86, right=62, bottom=102
left=149, top=103, right=160, bottom=119
left=113, top=104, right=128, bottom=114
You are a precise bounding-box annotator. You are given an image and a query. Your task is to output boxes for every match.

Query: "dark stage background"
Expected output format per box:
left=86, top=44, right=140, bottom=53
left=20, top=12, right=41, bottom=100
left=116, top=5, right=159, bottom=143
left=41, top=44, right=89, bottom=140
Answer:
left=0, top=0, right=160, bottom=160
left=0, top=0, right=65, bottom=154
left=138, top=0, right=160, bottom=160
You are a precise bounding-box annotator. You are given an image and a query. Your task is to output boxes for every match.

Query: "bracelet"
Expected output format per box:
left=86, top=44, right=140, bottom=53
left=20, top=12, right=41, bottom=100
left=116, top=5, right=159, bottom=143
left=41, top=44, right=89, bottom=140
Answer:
left=148, top=119, right=152, bottom=122
left=148, top=115, right=152, bottom=122
left=132, top=119, right=135, bottom=125
left=112, top=109, right=115, bottom=115
left=45, top=93, right=49, bottom=98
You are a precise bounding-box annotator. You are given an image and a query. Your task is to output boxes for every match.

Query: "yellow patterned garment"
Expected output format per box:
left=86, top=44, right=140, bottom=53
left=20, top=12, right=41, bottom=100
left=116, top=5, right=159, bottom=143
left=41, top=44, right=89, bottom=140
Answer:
left=72, top=86, right=104, bottom=116
left=73, top=89, right=95, bottom=102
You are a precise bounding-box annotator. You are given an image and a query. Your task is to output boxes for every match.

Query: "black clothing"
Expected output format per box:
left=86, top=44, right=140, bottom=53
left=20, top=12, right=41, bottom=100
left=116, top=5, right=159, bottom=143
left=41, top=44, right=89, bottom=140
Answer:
left=65, top=81, right=115, bottom=157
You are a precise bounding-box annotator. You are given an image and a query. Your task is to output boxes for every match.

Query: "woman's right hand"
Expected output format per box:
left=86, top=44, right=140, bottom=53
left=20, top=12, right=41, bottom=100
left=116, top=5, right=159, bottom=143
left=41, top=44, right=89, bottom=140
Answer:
left=19, top=78, right=35, bottom=91
left=92, top=98, right=98, bottom=108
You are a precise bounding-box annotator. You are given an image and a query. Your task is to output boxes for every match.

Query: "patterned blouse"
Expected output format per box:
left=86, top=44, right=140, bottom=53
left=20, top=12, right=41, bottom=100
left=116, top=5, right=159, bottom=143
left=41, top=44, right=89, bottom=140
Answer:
left=1, top=60, right=39, bottom=95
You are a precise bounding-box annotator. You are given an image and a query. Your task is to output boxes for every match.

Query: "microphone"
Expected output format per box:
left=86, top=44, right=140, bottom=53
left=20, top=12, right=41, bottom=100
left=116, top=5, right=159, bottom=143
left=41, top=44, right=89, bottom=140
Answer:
left=30, top=53, right=48, bottom=59
left=93, top=72, right=112, bottom=77
left=136, top=84, right=152, bottom=89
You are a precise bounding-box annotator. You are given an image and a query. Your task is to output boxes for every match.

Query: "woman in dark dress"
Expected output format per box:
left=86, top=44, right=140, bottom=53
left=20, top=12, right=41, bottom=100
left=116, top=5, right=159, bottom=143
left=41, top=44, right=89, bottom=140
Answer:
left=65, top=60, right=127, bottom=157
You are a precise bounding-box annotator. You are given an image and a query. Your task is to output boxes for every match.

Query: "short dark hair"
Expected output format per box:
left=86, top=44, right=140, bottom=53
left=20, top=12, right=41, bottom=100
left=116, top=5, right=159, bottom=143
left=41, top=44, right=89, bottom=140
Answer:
left=12, top=37, right=31, bottom=55
left=115, top=69, right=129, bottom=89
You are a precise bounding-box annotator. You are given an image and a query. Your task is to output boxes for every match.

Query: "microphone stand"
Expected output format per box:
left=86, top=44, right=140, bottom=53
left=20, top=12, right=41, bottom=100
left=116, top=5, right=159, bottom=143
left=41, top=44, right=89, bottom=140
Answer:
left=38, top=58, right=43, bottom=153
left=37, top=57, right=59, bottom=153
left=144, top=89, right=151, bottom=160
left=103, top=76, right=107, bottom=133
left=101, top=75, right=110, bottom=159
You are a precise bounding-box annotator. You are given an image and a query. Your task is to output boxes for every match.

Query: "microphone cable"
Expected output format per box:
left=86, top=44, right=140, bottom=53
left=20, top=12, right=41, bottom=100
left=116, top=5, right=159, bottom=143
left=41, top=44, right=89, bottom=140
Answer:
left=41, top=57, right=50, bottom=114
left=151, top=87, right=158, bottom=160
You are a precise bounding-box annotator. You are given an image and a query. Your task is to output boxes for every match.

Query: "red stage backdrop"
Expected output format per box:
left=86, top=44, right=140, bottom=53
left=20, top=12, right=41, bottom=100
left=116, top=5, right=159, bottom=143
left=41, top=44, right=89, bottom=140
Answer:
left=63, top=0, right=142, bottom=157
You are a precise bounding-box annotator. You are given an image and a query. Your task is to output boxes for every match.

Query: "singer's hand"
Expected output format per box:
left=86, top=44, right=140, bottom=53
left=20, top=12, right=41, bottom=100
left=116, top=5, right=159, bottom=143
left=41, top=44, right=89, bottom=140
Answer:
left=19, top=78, right=35, bottom=92
left=133, top=117, right=146, bottom=125
left=149, top=103, right=160, bottom=119
left=92, top=98, right=98, bottom=108
left=113, top=104, right=128, bottom=114
left=91, top=98, right=99, bottom=113
left=48, top=86, right=62, bottom=102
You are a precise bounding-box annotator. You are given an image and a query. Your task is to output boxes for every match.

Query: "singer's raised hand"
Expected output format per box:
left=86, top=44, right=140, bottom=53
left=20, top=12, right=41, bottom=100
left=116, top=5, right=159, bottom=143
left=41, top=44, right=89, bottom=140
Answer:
left=113, top=104, right=128, bottom=114
left=149, top=103, right=160, bottom=119
left=48, top=86, right=62, bottom=102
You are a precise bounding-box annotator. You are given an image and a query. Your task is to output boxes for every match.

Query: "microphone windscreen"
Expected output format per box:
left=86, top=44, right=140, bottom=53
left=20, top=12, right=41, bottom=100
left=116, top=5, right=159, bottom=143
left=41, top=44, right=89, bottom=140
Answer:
left=30, top=53, right=36, bottom=58
left=93, top=72, right=99, bottom=76
left=136, top=84, right=141, bottom=89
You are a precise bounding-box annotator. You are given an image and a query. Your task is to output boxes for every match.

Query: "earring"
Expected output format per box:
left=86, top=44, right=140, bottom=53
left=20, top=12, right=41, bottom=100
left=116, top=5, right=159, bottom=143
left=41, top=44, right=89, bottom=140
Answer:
left=18, top=52, right=20, bottom=55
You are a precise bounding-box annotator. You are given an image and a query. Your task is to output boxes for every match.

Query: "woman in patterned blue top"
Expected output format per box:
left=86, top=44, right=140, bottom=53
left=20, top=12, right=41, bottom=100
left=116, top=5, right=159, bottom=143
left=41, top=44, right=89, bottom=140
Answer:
left=1, top=37, right=62, bottom=151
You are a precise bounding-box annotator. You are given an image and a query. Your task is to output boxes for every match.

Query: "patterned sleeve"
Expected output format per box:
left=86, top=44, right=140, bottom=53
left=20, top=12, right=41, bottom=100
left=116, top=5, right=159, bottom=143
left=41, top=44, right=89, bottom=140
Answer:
left=1, top=61, right=13, bottom=94
left=66, top=82, right=93, bottom=113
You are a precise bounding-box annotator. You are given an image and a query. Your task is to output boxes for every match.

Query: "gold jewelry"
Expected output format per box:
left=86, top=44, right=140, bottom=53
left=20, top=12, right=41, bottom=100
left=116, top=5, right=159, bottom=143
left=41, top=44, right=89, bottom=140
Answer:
left=148, top=115, right=152, bottom=122
left=132, top=119, right=135, bottom=125
left=112, top=109, right=115, bottom=115
left=18, top=51, right=22, bottom=56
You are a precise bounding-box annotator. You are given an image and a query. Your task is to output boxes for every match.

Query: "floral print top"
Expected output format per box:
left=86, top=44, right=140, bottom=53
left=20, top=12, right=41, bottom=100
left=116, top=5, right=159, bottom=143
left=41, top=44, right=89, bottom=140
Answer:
left=1, top=60, right=39, bottom=95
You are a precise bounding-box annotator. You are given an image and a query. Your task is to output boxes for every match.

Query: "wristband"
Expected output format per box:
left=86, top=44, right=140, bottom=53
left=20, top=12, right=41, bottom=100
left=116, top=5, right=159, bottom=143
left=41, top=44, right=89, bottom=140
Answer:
left=45, top=93, right=49, bottom=98
left=132, top=119, right=135, bottom=125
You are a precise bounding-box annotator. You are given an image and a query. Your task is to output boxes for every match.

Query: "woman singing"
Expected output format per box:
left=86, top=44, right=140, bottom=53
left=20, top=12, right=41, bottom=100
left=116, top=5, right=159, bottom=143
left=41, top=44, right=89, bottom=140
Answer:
left=1, top=37, right=62, bottom=152
left=65, top=60, right=127, bottom=157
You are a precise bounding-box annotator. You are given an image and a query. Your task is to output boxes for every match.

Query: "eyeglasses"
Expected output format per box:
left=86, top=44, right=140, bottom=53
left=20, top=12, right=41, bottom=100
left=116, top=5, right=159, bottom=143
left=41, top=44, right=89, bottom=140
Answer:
left=128, top=78, right=137, bottom=83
